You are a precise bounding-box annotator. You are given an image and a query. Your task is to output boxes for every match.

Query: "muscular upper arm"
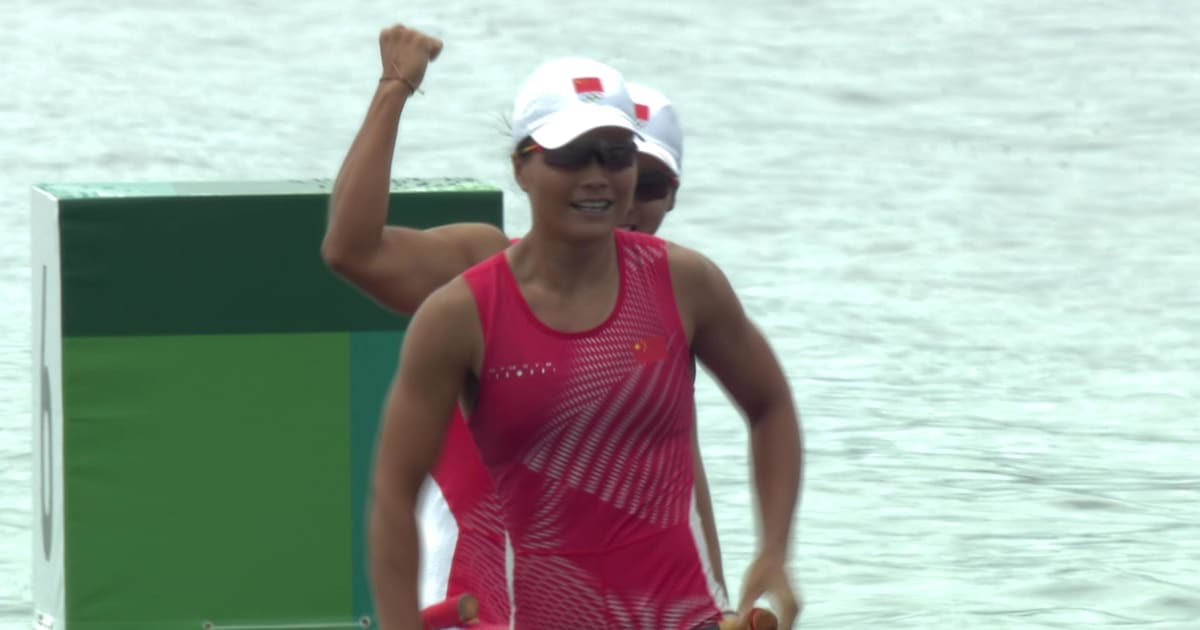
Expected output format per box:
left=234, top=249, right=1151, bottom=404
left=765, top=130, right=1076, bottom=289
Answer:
left=329, top=222, right=509, bottom=314
left=669, top=244, right=793, bottom=424
left=373, top=278, right=482, bottom=501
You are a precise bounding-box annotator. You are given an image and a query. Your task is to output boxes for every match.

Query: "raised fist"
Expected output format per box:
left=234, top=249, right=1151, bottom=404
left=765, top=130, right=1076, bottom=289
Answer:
left=379, top=24, right=443, bottom=90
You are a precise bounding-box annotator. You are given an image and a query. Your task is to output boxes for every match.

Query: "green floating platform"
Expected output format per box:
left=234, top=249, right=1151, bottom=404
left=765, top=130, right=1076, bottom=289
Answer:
left=30, top=179, right=503, bottom=630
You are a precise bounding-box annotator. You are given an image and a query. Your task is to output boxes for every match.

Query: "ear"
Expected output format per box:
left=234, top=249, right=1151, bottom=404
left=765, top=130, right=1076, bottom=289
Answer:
left=511, top=153, right=530, bottom=192
left=665, top=187, right=678, bottom=213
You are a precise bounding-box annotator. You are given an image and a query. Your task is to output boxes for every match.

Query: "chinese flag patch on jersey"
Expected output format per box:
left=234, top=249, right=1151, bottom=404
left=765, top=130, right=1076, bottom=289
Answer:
left=632, top=337, right=668, bottom=364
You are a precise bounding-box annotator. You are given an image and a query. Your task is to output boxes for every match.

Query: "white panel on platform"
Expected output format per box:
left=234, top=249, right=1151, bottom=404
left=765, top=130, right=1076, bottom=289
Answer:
left=31, top=188, right=66, bottom=630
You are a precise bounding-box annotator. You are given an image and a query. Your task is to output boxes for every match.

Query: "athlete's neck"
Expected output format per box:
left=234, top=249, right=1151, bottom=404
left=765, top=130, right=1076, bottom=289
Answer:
left=507, top=230, right=618, bottom=295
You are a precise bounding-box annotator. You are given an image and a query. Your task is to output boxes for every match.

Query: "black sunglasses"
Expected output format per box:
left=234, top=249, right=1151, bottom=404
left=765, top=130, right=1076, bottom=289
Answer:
left=520, top=138, right=637, bottom=171
left=635, top=169, right=678, bottom=202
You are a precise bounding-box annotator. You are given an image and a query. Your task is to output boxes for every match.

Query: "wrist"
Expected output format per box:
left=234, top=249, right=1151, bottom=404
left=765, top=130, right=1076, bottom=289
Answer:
left=379, top=75, right=421, bottom=96
left=374, top=78, right=415, bottom=109
left=758, top=537, right=790, bottom=560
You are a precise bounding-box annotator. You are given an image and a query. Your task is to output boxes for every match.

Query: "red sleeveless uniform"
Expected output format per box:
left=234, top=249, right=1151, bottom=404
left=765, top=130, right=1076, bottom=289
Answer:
left=462, top=229, right=722, bottom=629
left=419, top=409, right=510, bottom=625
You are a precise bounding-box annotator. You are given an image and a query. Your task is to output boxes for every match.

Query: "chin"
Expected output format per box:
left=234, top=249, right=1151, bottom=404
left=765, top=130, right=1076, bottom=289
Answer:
left=561, top=218, right=619, bottom=243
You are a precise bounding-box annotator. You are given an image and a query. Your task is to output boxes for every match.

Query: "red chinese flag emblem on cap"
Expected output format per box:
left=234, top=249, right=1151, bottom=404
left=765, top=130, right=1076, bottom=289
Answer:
left=634, top=103, right=650, bottom=122
left=632, top=337, right=668, bottom=364
left=573, top=77, right=604, bottom=94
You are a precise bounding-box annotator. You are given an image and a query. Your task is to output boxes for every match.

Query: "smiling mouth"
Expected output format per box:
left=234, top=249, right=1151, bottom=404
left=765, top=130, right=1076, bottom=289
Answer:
left=570, top=200, right=613, bottom=214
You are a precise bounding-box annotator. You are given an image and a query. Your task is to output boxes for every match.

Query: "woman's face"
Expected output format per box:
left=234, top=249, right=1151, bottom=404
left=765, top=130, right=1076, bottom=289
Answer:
left=620, top=154, right=677, bottom=236
left=513, top=127, right=637, bottom=242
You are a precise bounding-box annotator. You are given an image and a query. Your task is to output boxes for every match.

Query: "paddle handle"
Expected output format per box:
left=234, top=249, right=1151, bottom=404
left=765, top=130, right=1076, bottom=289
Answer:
left=420, top=592, right=480, bottom=629
left=718, top=607, right=779, bottom=630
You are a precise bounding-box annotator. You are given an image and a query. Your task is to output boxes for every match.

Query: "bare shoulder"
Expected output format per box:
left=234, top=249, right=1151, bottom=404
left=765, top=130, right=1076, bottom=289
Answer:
left=664, top=241, right=743, bottom=340
left=424, top=222, right=510, bottom=265
left=402, top=275, right=483, bottom=369
left=665, top=240, right=734, bottom=301
left=409, top=275, right=480, bottom=334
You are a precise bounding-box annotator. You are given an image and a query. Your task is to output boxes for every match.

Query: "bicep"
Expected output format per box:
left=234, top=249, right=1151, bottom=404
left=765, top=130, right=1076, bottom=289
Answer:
left=690, top=263, right=792, bottom=423
left=342, top=222, right=507, bottom=314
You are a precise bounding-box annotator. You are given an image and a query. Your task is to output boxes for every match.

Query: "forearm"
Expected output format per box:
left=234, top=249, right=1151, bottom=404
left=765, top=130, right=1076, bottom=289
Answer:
left=370, top=489, right=423, bottom=630
left=324, top=80, right=412, bottom=264
left=749, top=404, right=803, bottom=557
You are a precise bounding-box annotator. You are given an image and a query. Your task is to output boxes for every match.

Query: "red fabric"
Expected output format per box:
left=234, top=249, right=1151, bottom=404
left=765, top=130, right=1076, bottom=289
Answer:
left=429, top=408, right=510, bottom=624
left=420, top=594, right=464, bottom=629
left=461, top=230, right=721, bottom=629
left=572, top=76, right=604, bottom=93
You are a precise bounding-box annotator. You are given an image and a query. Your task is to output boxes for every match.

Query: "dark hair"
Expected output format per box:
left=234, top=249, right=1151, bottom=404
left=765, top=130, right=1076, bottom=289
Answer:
left=514, top=136, right=537, bottom=158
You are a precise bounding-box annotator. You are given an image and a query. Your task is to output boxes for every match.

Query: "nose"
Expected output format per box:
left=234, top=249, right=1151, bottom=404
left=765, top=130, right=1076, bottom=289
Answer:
left=578, top=159, right=611, bottom=191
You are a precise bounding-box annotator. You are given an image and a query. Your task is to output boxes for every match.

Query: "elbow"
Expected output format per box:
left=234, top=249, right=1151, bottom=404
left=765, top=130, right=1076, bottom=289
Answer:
left=321, top=236, right=365, bottom=279
left=321, top=238, right=350, bottom=273
left=745, top=387, right=794, bottom=427
left=320, top=210, right=366, bottom=275
left=748, top=394, right=803, bottom=445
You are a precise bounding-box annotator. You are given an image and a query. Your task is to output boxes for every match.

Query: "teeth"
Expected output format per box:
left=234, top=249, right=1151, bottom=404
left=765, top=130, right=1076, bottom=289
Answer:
left=572, top=200, right=611, bottom=211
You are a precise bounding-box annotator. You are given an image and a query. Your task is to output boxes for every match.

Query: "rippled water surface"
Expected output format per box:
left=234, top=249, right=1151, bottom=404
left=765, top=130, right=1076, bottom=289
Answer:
left=2, top=1, right=1198, bottom=627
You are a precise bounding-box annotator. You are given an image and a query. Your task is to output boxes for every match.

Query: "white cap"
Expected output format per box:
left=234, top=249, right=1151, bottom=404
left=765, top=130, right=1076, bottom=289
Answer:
left=628, top=82, right=683, bottom=176
left=510, top=57, right=639, bottom=150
